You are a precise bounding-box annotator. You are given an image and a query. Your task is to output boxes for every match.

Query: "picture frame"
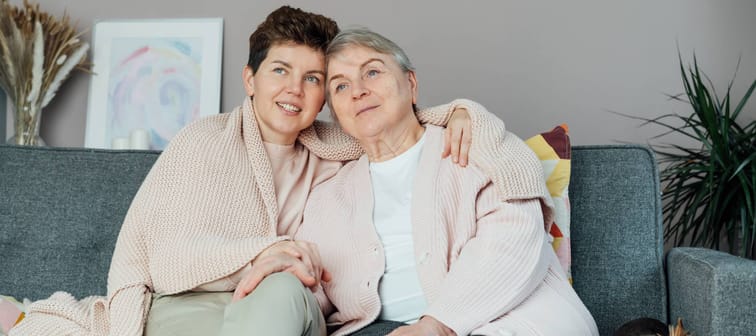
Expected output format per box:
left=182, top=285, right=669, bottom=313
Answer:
left=85, top=18, right=223, bottom=150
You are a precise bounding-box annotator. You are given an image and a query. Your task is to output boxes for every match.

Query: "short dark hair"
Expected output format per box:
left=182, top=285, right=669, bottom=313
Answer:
left=246, top=6, right=339, bottom=73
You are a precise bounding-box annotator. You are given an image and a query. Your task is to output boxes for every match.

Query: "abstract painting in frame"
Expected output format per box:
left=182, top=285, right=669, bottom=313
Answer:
left=85, top=18, right=223, bottom=150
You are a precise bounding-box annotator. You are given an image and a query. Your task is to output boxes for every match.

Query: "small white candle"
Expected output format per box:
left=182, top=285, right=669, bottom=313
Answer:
left=129, top=128, right=150, bottom=150
left=111, top=137, right=129, bottom=150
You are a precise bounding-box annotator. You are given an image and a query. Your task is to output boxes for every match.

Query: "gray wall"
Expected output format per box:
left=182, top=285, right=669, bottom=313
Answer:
left=5, top=0, right=756, bottom=147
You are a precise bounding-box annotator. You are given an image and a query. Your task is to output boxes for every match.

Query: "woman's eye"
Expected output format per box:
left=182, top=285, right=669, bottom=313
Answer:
left=305, top=75, right=320, bottom=84
left=273, top=68, right=286, bottom=74
left=366, top=69, right=379, bottom=78
left=334, top=83, right=348, bottom=92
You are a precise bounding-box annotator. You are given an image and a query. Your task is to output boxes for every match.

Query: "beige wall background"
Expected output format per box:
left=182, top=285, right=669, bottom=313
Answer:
left=5, top=0, right=756, bottom=147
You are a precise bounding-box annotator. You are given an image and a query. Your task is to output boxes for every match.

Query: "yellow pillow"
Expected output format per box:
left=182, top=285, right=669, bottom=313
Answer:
left=0, top=295, right=25, bottom=335
left=525, top=124, right=572, bottom=283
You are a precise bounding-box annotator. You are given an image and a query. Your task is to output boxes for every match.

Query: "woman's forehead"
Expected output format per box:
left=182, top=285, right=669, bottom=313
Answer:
left=328, top=46, right=394, bottom=70
left=264, top=43, right=325, bottom=67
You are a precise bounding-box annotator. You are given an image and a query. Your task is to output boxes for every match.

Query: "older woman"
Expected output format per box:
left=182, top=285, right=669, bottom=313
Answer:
left=293, top=28, right=600, bottom=336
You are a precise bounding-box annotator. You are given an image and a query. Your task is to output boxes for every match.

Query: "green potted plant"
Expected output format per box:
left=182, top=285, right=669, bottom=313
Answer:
left=630, top=55, right=755, bottom=259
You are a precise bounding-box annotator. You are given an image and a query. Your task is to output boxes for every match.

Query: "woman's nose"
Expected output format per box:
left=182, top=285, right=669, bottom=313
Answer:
left=351, top=82, right=369, bottom=99
left=287, top=78, right=304, bottom=96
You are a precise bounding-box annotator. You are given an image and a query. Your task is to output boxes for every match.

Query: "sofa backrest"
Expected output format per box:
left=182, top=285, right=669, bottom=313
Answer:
left=0, top=145, right=159, bottom=300
left=0, top=144, right=667, bottom=335
left=570, top=145, right=667, bottom=335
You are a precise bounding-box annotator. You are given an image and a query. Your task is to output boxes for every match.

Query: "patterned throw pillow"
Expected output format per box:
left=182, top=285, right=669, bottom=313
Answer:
left=0, top=295, right=25, bottom=335
left=525, top=124, right=572, bottom=283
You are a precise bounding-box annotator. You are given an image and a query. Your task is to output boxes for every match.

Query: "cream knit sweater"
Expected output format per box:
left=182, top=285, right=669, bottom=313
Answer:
left=10, top=97, right=551, bottom=336
left=296, top=126, right=597, bottom=336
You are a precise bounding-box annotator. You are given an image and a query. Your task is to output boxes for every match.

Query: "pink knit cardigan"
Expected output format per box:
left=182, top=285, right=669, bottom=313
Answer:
left=295, top=126, right=599, bottom=336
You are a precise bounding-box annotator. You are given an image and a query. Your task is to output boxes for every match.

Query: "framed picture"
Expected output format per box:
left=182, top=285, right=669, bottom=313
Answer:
left=85, top=18, right=223, bottom=150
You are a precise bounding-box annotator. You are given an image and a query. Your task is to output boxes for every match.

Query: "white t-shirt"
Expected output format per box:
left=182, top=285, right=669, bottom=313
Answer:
left=369, top=132, right=428, bottom=323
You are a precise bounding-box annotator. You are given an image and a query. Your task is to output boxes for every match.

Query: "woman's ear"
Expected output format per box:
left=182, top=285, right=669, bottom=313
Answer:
left=407, top=70, right=418, bottom=105
left=242, top=65, right=255, bottom=96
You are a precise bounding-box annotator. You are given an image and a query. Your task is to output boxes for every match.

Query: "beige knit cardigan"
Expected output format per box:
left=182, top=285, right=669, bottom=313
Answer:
left=297, top=126, right=596, bottom=336
left=10, top=97, right=552, bottom=336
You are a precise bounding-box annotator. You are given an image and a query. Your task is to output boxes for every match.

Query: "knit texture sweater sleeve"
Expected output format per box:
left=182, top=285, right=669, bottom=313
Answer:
left=416, top=126, right=554, bottom=335
left=423, top=198, right=552, bottom=336
left=106, top=286, right=150, bottom=336
left=420, top=99, right=555, bottom=224
left=9, top=293, right=109, bottom=336
left=453, top=99, right=555, bottom=221
left=100, top=197, right=152, bottom=335
left=421, top=99, right=555, bottom=227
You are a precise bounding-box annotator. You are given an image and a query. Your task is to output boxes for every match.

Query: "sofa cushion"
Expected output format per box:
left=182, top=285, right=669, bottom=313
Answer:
left=0, top=145, right=160, bottom=301
left=525, top=124, right=572, bottom=282
left=569, top=145, right=666, bottom=335
left=0, top=144, right=672, bottom=336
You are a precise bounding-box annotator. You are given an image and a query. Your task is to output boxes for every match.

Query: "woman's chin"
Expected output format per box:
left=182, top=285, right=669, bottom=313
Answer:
left=356, top=132, right=384, bottom=143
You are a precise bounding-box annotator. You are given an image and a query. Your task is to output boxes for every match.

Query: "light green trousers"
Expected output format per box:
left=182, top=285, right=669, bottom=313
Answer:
left=144, top=272, right=325, bottom=336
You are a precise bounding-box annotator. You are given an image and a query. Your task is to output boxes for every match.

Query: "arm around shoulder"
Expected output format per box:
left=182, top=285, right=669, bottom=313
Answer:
left=416, top=98, right=499, bottom=130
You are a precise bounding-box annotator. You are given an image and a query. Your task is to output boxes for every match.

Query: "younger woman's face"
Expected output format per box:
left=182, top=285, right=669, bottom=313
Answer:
left=243, top=43, right=326, bottom=144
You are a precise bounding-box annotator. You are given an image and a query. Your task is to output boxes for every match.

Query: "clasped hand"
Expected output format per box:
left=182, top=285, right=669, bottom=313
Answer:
left=232, top=240, right=330, bottom=301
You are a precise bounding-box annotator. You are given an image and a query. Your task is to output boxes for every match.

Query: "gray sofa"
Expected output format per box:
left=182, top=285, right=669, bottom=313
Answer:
left=1, top=144, right=754, bottom=336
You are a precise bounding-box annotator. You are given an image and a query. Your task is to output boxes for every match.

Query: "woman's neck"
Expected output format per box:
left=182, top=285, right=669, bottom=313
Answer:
left=362, top=121, right=425, bottom=162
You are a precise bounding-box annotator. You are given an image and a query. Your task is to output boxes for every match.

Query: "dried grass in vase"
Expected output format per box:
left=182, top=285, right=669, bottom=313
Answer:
left=668, top=318, right=690, bottom=336
left=0, top=0, right=90, bottom=145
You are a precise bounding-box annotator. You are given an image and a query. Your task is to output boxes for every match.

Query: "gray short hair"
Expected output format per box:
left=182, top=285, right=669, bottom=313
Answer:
left=327, top=27, right=415, bottom=73
left=325, top=27, right=417, bottom=118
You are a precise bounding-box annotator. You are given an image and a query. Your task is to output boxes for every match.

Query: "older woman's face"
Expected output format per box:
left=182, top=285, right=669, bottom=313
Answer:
left=326, top=45, right=417, bottom=140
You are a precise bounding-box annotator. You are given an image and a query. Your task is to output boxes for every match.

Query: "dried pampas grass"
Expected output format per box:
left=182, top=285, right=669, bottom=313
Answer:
left=668, top=318, right=691, bottom=336
left=0, top=0, right=90, bottom=145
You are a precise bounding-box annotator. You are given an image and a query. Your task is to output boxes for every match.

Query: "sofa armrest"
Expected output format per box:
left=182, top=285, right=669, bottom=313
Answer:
left=666, top=247, right=756, bottom=336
